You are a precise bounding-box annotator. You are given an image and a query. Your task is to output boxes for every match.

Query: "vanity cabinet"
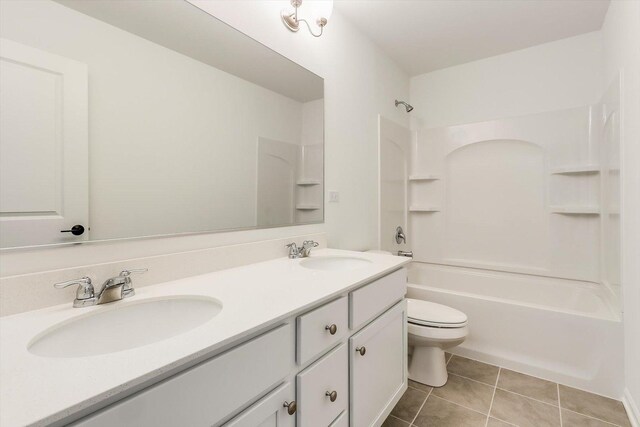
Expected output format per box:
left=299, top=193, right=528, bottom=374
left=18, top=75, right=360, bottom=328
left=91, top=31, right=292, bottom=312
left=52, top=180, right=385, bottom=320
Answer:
left=225, top=383, right=296, bottom=427
left=72, top=268, right=407, bottom=427
left=296, top=343, right=348, bottom=426
left=72, top=324, right=295, bottom=427
left=350, top=302, right=407, bottom=427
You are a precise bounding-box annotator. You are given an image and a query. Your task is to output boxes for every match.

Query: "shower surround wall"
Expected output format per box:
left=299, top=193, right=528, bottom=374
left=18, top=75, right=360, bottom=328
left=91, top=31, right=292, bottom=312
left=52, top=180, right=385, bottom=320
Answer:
left=402, top=31, right=624, bottom=397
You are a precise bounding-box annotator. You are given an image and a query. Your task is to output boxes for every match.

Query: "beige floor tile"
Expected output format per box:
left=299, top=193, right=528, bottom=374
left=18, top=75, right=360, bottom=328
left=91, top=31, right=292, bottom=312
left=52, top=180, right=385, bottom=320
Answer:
left=391, top=387, right=429, bottom=422
left=382, top=415, right=412, bottom=427
left=490, top=389, right=561, bottom=427
left=487, top=418, right=515, bottom=427
left=497, top=369, right=558, bottom=405
left=562, top=409, right=619, bottom=427
left=431, top=373, right=494, bottom=414
left=413, top=396, right=487, bottom=427
left=559, top=385, right=631, bottom=427
left=445, top=352, right=453, bottom=363
left=409, top=379, right=433, bottom=394
left=447, top=355, right=500, bottom=385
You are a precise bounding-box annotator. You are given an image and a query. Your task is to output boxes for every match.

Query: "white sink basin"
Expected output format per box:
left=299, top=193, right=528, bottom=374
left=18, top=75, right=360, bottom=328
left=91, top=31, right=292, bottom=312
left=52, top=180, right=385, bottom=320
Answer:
left=28, top=296, right=222, bottom=358
left=300, top=256, right=372, bottom=271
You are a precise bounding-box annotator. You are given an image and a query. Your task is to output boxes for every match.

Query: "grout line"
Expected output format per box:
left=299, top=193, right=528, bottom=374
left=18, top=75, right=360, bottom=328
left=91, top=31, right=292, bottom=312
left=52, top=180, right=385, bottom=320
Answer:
left=494, top=386, right=560, bottom=408
left=561, top=408, right=624, bottom=427
left=485, top=368, right=500, bottom=427
left=447, top=371, right=499, bottom=388
left=558, top=384, right=563, bottom=427
left=489, top=415, right=520, bottom=426
left=429, top=394, right=491, bottom=417
left=410, top=386, right=432, bottom=425
left=388, top=415, right=410, bottom=425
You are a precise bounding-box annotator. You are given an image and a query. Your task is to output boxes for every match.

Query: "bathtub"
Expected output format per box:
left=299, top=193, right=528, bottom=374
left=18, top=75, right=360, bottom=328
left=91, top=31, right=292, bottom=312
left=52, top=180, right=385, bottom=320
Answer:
left=406, top=262, right=624, bottom=398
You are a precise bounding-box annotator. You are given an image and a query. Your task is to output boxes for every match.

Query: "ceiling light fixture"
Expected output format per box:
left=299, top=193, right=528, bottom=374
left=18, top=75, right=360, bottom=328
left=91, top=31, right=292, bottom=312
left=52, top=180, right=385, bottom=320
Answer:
left=281, top=0, right=333, bottom=38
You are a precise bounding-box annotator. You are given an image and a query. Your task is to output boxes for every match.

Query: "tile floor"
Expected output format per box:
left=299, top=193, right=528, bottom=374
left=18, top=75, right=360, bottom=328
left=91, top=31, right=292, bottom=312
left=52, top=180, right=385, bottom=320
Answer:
left=384, top=354, right=631, bottom=427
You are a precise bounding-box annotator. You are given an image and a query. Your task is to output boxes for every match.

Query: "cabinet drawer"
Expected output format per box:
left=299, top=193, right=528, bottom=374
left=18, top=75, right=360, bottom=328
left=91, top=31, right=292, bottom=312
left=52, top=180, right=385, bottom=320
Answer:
left=73, top=324, right=294, bottom=427
left=350, top=301, right=407, bottom=427
left=225, top=382, right=295, bottom=427
left=297, top=296, right=348, bottom=365
left=329, top=411, right=348, bottom=427
left=350, top=268, right=406, bottom=330
left=297, top=343, right=348, bottom=427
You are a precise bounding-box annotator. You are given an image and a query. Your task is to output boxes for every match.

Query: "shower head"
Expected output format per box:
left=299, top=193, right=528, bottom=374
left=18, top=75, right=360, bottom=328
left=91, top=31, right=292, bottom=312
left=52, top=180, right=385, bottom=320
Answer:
left=395, top=99, right=413, bottom=113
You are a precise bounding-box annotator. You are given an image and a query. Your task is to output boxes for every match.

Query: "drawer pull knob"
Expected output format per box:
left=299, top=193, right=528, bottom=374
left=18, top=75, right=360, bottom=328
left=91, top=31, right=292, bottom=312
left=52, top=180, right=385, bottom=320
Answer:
left=325, top=324, right=338, bottom=335
left=356, top=346, right=366, bottom=356
left=325, top=390, right=338, bottom=402
left=283, top=400, right=297, bottom=415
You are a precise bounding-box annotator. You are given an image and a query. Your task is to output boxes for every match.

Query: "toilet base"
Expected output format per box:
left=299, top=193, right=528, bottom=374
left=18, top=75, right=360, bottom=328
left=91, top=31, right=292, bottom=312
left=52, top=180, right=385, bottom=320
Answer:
left=408, top=346, right=448, bottom=387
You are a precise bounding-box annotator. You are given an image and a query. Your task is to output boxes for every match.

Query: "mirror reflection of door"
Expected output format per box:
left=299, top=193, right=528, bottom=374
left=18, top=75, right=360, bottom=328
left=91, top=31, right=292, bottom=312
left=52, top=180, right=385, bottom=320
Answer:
left=0, top=39, right=88, bottom=248
left=257, top=137, right=298, bottom=227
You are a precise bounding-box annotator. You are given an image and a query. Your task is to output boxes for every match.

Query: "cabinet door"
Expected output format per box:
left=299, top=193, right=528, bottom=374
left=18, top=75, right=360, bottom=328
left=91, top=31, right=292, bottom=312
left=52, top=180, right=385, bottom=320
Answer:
left=297, top=344, right=348, bottom=427
left=350, top=301, right=407, bottom=427
left=225, top=383, right=296, bottom=427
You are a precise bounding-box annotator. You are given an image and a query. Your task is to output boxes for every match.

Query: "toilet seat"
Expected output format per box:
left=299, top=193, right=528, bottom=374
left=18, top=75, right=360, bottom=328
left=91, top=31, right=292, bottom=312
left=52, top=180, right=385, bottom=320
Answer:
left=407, top=298, right=468, bottom=328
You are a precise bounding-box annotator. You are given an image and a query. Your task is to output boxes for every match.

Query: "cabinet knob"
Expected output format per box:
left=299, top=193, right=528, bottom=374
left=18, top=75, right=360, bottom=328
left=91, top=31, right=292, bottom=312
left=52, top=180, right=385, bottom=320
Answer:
left=356, top=346, right=366, bottom=356
left=325, top=390, right=338, bottom=402
left=283, top=400, right=297, bottom=415
left=325, top=324, right=337, bottom=335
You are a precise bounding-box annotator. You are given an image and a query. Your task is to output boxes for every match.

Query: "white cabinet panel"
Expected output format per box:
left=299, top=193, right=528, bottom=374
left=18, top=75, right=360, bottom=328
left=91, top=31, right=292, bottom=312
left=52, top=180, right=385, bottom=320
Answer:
left=350, top=268, right=406, bottom=330
left=329, top=411, right=348, bottom=427
left=73, top=324, right=294, bottom=427
left=350, top=302, right=407, bottom=427
left=297, top=343, right=348, bottom=427
left=226, top=383, right=296, bottom=427
left=297, top=296, right=348, bottom=365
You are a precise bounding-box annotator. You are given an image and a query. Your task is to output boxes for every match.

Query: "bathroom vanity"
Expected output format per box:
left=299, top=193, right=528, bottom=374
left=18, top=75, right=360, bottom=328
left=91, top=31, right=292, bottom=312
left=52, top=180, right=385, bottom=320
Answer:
left=0, top=250, right=410, bottom=427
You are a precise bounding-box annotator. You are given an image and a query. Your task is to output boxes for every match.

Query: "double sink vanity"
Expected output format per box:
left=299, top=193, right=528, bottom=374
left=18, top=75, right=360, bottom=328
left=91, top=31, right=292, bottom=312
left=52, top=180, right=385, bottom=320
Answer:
left=0, top=249, right=410, bottom=426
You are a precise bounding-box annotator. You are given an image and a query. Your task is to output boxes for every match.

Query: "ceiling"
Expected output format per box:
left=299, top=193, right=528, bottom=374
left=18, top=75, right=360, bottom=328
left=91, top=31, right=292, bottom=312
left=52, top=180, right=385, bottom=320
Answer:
left=334, top=0, right=610, bottom=76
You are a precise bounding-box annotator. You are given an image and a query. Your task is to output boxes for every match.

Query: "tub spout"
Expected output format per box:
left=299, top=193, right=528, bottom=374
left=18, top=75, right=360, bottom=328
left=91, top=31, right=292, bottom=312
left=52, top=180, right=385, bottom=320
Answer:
left=397, top=250, right=413, bottom=257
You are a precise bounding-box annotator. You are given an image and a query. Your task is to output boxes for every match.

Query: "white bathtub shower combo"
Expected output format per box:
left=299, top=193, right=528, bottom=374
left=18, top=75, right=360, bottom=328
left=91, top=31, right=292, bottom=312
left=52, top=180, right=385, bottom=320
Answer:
left=379, top=78, right=624, bottom=398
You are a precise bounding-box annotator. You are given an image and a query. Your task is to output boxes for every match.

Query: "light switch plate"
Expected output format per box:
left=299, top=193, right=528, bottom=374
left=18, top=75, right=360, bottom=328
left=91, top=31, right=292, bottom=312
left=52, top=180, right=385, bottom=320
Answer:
left=328, top=191, right=339, bottom=203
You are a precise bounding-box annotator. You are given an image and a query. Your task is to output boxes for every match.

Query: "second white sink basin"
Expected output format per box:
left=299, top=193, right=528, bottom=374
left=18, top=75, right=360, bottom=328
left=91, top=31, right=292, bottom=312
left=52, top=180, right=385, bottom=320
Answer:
left=300, top=256, right=372, bottom=271
left=28, top=296, right=222, bottom=358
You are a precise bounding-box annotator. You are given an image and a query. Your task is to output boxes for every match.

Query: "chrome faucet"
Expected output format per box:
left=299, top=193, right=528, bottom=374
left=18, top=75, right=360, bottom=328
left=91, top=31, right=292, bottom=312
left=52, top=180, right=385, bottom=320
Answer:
left=286, top=240, right=319, bottom=259
left=395, top=226, right=406, bottom=244
left=54, top=269, right=147, bottom=308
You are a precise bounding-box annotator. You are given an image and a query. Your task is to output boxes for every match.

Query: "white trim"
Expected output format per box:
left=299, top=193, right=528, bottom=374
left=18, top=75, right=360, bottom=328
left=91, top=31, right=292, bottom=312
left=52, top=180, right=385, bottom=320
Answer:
left=623, top=388, right=640, bottom=427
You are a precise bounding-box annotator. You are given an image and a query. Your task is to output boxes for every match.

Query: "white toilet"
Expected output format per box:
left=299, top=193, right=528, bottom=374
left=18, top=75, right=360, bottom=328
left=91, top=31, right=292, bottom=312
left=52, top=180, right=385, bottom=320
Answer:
left=407, top=298, right=468, bottom=387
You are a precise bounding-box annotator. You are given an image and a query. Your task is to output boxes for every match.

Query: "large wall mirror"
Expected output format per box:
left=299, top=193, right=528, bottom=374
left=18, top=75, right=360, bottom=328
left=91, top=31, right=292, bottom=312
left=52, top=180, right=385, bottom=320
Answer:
left=0, top=0, right=324, bottom=249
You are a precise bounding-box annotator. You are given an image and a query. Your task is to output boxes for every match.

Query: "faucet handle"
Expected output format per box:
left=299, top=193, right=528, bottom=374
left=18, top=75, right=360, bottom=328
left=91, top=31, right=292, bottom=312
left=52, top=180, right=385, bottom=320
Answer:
left=303, top=240, right=319, bottom=248
left=119, top=268, right=148, bottom=277
left=54, top=277, right=95, bottom=301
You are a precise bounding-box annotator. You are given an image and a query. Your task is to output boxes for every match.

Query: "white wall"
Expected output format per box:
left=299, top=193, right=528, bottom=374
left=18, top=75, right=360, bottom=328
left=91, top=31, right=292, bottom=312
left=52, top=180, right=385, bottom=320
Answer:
left=601, top=0, right=640, bottom=418
left=0, top=1, right=409, bottom=277
left=410, top=31, right=603, bottom=129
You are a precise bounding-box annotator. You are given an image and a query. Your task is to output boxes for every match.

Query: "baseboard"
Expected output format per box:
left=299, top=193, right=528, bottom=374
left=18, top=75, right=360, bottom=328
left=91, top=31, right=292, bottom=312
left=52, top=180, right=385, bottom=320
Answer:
left=623, top=388, right=640, bottom=427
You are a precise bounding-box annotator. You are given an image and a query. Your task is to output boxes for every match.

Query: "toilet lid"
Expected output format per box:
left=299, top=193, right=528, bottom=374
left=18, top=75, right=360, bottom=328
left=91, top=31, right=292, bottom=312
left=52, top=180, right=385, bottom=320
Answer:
left=407, top=298, right=467, bottom=328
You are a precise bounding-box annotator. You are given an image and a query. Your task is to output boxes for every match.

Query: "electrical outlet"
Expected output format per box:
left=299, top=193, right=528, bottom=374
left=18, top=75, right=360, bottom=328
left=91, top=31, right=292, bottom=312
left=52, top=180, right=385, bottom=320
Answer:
left=328, top=191, right=340, bottom=203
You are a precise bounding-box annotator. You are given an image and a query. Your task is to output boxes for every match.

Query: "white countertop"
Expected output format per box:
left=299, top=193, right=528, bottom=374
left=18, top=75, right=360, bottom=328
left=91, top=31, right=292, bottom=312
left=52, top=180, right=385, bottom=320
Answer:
left=0, top=249, right=409, bottom=427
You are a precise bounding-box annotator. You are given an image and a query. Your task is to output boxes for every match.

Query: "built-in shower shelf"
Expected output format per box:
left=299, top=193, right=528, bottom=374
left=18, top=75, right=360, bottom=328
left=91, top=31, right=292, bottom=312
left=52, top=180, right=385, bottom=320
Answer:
left=549, top=206, right=600, bottom=215
left=408, top=174, right=441, bottom=181
left=296, top=179, right=321, bottom=186
left=409, top=206, right=441, bottom=212
left=296, top=205, right=321, bottom=210
left=550, top=165, right=599, bottom=175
